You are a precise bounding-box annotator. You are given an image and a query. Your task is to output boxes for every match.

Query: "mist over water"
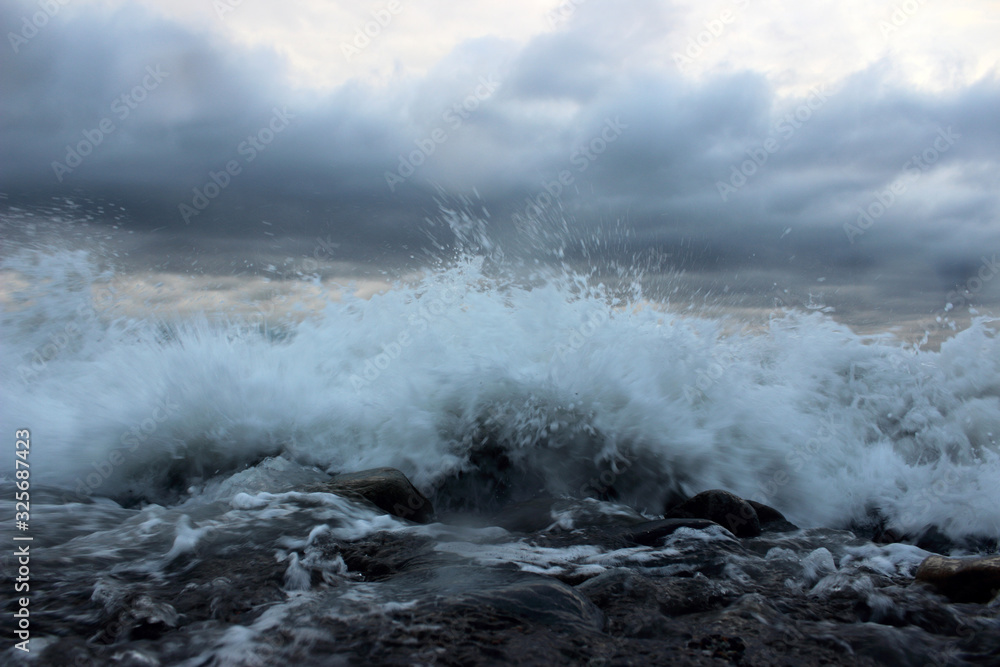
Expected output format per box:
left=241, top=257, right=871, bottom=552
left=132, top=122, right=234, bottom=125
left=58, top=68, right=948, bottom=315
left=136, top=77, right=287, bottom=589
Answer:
left=2, top=206, right=999, bottom=543
left=4, top=0, right=1000, bottom=660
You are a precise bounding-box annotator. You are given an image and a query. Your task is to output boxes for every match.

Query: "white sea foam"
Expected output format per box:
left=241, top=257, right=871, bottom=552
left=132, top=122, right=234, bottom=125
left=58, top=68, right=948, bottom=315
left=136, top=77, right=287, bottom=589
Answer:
left=2, top=239, right=1000, bottom=543
left=434, top=539, right=675, bottom=576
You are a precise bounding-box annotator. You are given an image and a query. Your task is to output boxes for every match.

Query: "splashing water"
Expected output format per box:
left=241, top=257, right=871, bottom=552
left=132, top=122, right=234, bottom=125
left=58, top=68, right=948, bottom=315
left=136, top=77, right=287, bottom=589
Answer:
left=2, top=210, right=999, bottom=544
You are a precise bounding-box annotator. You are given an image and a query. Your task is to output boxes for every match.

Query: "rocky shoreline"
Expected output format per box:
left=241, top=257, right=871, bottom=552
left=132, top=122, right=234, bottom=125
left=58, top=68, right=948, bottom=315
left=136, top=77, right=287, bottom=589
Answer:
left=10, top=465, right=1000, bottom=666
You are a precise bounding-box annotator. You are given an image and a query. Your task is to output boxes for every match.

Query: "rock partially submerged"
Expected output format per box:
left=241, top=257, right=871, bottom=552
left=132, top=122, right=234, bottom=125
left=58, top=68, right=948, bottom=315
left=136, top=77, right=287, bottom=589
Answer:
left=616, top=518, right=722, bottom=546
left=664, top=490, right=798, bottom=538
left=916, top=554, right=1000, bottom=603
left=665, top=489, right=762, bottom=537
left=746, top=499, right=798, bottom=533
left=27, top=458, right=1000, bottom=667
left=323, top=467, right=435, bottom=523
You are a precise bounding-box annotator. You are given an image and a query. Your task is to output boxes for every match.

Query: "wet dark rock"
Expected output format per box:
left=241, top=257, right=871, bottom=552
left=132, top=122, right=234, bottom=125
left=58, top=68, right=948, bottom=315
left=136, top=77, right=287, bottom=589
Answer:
left=324, top=467, right=435, bottom=523
left=913, top=524, right=956, bottom=554
left=916, top=554, right=1000, bottom=603
left=747, top=500, right=798, bottom=532
left=486, top=496, right=563, bottom=532
left=853, top=506, right=896, bottom=544
left=153, top=548, right=288, bottom=625
left=873, top=526, right=906, bottom=544
left=90, top=592, right=178, bottom=643
left=446, top=571, right=605, bottom=634
left=814, top=623, right=944, bottom=666
left=687, top=634, right=746, bottom=664
left=329, top=532, right=448, bottom=581
left=21, top=475, right=1000, bottom=667
left=616, top=518, right=721, bottom=546
left=665, top=489, right=762, bottom=537
left=863, top=517, right=984, bottom=553
left=318, top=564, right=607, bottom=665
left=907, top=524, right=999, bottom=555
left=577, top=567, right=736, bottom=622
left=431, top=438, right=551, bottom=513
left=574, top=569, right=677, bottom=638
left=484, top=496, right=651, bottom=535
left=574, top=568, right=657, bottom=605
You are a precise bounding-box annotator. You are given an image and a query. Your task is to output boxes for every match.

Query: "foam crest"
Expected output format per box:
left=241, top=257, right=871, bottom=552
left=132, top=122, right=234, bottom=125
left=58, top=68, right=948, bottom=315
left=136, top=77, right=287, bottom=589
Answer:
left=2, top=242, right=999, bottom=542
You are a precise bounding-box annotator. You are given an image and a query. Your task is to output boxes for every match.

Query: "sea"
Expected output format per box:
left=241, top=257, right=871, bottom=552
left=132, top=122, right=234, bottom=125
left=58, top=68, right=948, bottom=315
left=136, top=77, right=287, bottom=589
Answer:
left=2, top=203, right=999, bottom=665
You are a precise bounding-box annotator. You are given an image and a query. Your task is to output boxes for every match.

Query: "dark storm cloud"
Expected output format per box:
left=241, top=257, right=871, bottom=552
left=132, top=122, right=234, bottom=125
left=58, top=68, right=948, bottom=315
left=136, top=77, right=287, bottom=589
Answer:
left=1, top=0, right=998, bottom=293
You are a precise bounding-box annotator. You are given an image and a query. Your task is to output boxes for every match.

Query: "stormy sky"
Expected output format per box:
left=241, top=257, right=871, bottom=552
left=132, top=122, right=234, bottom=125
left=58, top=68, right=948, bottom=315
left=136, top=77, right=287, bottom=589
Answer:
left=1, top=0, right=999, bottom=334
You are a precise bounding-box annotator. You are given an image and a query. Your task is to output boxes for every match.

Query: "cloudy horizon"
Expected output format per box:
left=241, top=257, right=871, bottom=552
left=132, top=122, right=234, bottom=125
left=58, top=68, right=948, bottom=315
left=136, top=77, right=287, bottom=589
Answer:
left=2, top=0, right=999, bottom=344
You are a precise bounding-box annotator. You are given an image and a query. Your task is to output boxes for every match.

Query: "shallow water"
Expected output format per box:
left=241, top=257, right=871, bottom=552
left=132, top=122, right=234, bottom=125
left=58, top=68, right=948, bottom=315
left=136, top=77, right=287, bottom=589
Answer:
left=2, top=213, right=1000, bottom=664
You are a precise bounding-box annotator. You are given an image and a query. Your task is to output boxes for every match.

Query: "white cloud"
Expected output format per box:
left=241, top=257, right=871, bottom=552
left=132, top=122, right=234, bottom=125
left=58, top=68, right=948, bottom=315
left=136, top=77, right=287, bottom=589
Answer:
left=78, top=0, right=567, bottom=88
left=4, top=0, right=997, bottom=275
left=72, top=0, right=998, bottom=95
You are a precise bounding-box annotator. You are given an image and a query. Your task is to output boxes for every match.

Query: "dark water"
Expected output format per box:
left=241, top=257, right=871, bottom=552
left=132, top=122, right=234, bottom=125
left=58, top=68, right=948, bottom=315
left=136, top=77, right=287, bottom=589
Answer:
left=2, top=216, right=1000, bottom=664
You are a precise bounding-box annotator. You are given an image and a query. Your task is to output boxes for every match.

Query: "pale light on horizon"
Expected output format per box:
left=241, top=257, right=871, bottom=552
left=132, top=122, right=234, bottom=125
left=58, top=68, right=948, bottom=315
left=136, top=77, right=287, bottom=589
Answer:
left=69, top=0, right=999, bottom=96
